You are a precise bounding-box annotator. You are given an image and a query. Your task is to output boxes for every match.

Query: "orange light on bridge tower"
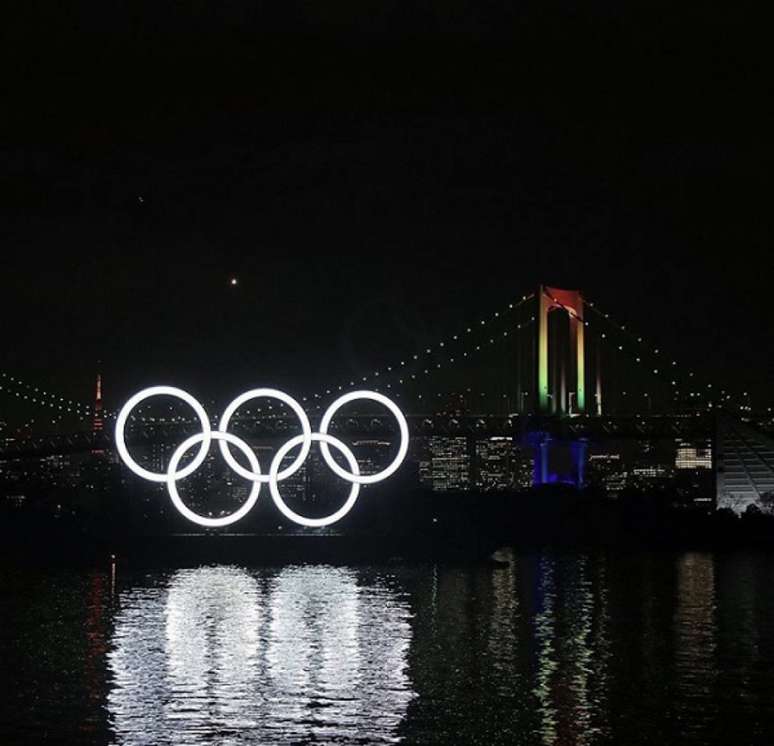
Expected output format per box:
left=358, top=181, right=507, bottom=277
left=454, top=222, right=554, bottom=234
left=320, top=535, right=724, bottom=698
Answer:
left=537, top=285, right=585, bottom=415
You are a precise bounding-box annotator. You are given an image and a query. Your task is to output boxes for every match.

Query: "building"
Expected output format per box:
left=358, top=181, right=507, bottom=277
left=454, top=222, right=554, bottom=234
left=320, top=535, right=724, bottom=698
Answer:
left=474, top=437, right=513, bottom=491
left=419, top=436, right=471, bottom=492
left=675, top=440, right=713, bottom=470
left=587, top=452, right=627, bottom=496
left=473, top=436, right=534, bottom=491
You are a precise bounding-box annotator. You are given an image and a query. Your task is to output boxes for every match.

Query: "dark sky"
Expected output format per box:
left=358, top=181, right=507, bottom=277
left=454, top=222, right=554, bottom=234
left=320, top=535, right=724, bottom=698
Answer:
left=1, top=3, right=770, bottom=419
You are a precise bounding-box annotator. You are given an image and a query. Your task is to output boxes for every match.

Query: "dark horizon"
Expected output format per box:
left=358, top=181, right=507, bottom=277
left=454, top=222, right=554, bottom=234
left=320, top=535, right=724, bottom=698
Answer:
left=1, top=2, right=770, bottom=418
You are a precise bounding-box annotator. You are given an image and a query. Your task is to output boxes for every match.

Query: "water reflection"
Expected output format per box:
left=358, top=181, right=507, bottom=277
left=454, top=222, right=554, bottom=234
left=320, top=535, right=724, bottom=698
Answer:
left=9, top=552, right=774, bottom=744
left=673, top=553, right=717, bottom=742
left=559, top=556, right=597, bottom=745
left=107, top=566, right=414, bottom=744
left=525, top=555, right=611, bottom=745
left=165, top=568, right=262, bottom=731
left=533, top=555, right=559, bottom=745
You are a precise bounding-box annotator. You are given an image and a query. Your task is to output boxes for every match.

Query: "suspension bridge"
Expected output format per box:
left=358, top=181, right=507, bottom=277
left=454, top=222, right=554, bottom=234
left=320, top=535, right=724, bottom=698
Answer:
left=1, top=286, right=771, bottom=511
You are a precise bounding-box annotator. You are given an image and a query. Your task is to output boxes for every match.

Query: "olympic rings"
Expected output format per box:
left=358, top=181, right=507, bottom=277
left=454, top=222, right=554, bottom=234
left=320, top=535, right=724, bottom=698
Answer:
left=218, top=388, right=312, bottom=483
left=168, top=431, right=262, bottom=527
left=319, top=391, right=410, bottom=485
left=269, top=433, right=360, bottom=528
left=115, top=386, right=211, bottom=483
left=114, top=386, right=409, bottom=527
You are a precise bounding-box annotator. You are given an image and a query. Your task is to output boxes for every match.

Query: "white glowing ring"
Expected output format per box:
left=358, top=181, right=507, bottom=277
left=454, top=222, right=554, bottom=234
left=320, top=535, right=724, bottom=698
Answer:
left=269, top=433, right=360, bottom=528
left=318, top=390, right=409, bottom=484
left=115, top=386, right=409, bottom=528
left=167, top=430, right=262, bottom=527
left=115, top=386, right=211, bottom=483
left=217, top=388, right=312, bottom=483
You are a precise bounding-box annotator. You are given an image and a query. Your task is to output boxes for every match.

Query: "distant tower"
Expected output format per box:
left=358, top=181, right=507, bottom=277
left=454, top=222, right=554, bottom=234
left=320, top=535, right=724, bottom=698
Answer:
left=92, top=369, right=104, bottom=455
left=93, top=372, right=104, bottom=434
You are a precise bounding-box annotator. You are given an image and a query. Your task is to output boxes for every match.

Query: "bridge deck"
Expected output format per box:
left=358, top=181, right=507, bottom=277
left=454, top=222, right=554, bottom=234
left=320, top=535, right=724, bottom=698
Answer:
left=1, top=414, right=715, bottom=460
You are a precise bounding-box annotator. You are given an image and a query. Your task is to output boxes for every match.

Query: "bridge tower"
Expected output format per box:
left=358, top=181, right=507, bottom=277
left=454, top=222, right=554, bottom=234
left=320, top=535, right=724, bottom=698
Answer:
left=537, top=285, right=585, bottom=415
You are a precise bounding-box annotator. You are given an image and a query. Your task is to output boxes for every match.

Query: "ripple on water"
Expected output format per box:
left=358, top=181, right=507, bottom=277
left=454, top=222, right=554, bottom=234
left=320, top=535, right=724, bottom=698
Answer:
left=106, top=565, right=414, bottom=745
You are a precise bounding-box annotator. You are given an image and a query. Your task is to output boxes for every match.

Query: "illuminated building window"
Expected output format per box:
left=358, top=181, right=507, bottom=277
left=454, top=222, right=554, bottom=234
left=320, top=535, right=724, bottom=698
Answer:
left=675, top=441, right=712, bottom=470
left=420, top=436, right=471, bottom=492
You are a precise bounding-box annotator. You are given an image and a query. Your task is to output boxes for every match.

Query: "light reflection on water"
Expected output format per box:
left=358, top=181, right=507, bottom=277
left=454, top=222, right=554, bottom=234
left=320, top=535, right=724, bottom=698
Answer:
left=533, top=555, right=558, bottom=745
left=6, top=552, right=774, bottom=744
left=673, top=554, right=717, bottom=743
left=107, top=566, right=414, bottom=745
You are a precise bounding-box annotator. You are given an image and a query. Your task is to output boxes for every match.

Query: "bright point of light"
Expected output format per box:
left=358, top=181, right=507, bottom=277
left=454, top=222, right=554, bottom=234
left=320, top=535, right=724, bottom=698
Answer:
left=229, top=277, right=238, bottom=286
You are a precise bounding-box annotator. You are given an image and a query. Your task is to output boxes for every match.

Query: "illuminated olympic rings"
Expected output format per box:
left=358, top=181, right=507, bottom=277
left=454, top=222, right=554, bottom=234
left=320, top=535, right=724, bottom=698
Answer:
left=114, top=386, right=409, bottom=528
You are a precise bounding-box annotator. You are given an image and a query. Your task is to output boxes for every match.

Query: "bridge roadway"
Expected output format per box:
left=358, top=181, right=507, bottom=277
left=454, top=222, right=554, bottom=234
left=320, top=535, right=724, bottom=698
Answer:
left=0, top=413, right=715, bottom=460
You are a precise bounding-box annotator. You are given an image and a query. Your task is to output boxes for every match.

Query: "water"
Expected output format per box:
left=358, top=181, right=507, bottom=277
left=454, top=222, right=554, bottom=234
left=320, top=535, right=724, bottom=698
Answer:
left=3, top=550, right=774, bottom=745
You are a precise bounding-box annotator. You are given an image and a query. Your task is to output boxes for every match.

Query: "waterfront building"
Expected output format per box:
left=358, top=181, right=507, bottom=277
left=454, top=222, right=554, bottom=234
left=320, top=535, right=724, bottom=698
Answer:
left=675, top=440, right=713, bottom=470
left=419, top=436, right=471, bottom=492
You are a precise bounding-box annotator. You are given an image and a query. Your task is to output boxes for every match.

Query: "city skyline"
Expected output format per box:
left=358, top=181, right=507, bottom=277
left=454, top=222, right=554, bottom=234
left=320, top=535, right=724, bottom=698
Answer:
left=3, top=5, right=774, bottom=745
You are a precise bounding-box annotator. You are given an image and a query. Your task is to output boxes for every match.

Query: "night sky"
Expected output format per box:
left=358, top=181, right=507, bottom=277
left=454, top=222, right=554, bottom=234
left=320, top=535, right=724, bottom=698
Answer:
left=1, top=3, right=770, bottom=418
